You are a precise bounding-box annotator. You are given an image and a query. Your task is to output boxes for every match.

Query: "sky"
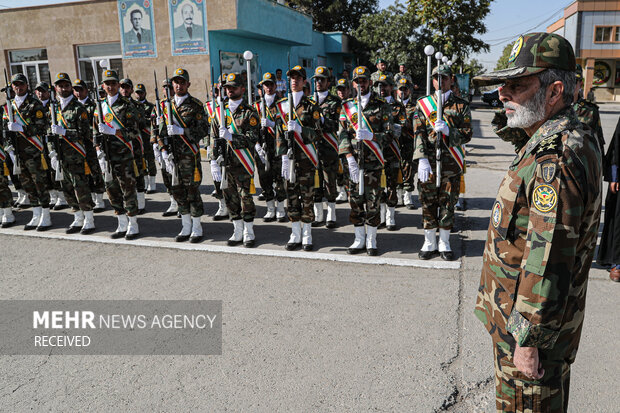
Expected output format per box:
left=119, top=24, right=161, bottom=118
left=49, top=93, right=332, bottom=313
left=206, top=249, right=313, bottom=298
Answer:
left=3, top=0, right=572, bottom=72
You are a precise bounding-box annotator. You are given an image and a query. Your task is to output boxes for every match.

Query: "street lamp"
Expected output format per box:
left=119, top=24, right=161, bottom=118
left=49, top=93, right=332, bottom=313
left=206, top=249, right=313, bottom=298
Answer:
left=243, top=50, right=254, bottom=104
left=424, top=45, right=435, bottom=96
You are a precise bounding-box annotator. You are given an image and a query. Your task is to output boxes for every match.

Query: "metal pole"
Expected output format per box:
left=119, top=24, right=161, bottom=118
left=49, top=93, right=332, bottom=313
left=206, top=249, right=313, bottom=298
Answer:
left=424, top=45, right=435, bottom=96
left=243, top=50, right=254, bottom=105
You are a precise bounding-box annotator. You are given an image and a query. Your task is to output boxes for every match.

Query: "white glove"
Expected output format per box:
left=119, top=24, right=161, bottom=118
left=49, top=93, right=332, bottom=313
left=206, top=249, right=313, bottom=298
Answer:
left=356, top=128, right=373, bottom=141
left=98, top=123, right=116, bottom=135
left=166, top=159, right=176, bottom=175
left=98, top=158, right=107, bottom=173
left=167, top=124, right=185, bottom=136
left=418, top=157, right=432, bottom=183
left=261, top=118, right=275, bottom=128
left=50, top=156, right=59, bottom=171
left=254, top=143, right=267, bottom=164
left=7, top=122, right=23, bottom=133
left=4, top=144, right=14, bottom=153
left=161, top=150, right=171, bottom=164
left=434, top=120, right=449, bottom=136
left=346, top=155, right=359, bottom=184
left=287, top=120, right=302, bottom=135
left=219, top=127, right=232, bottom=142
left=392, top=124, right=402, bottom=138
left=210, top=160, right=222, bottom=182
left=153, top=143, right=162, bottom=164
left=48, top=150, right=58, bottom=160
left=8, top=150, right=17, bottom=165
left=281, top=154, right=290, bottom=179
left=51, top=124, right=66, bottom=136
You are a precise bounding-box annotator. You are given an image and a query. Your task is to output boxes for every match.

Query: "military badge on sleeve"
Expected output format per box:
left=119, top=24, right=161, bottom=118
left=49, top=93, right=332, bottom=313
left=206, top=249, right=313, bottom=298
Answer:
left=541, top=161, right=556, bottom=183
left=533, top=184, right=557, bottom=213
left=491, top=201, right=501, bottom=228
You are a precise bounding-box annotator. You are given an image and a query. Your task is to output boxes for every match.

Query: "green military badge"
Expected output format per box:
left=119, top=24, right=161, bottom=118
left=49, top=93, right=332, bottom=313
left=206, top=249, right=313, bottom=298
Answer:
left=491, top=201, right=501, bottom=228
left=508, top=36, right=524, bottom=63
left=533, top=184, right=557, bottom=213
left=541, top=161, right=556, bottom=183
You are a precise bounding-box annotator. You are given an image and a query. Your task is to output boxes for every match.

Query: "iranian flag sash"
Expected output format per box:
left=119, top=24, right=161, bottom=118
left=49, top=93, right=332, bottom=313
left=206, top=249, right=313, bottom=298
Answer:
left=209, top=103, right=256, bottom=176
left=168, top=102, right=199, bottom=155
left=253, top=102, right=275, bottom=137
left=56, top=107, right=87, bottom=157
left=275, top=100, right=319, bottom=167
left=340, top=100, right=385, bottom=166
left=98, top=100, right=134, bottom=154
left=6, top=102, right=45, bottom=152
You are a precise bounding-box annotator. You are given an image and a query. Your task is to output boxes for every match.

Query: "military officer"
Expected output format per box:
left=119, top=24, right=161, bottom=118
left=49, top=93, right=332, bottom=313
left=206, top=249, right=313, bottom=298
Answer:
left=573, top=64, right=605, bottom=152
left=370, top=58, right=393, bottom=94
left=311, top=66, right=342, bottom=229
left=276, top=65, right=321, bottom=251
left=396, top=78, right=418, bottom=210
left=157, top=79, right=179, bottom=217
left=0, top=103, right=15, bottom=227
left=159, top=68, right=207, bottom=243
left=473, top=32, right=602, bottom=413
left=135, top=83, right=158, bottom=194
left=48, top=73, right=95, bottom=234
left=209, top=72, right=260, bottom=247
left=393, top=62, right=413, bottom=90
left=338, top=66, right=392, bottom=256
left=94, top=69, right=141, bottom=239
left=3, top=73, right=52, bottom=230
left=334, top=78, right=351, bottom=203
left=414, top=64, right=471, bottom=261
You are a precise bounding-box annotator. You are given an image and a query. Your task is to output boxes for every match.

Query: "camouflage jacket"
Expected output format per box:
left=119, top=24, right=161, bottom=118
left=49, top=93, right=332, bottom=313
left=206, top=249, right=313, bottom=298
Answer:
left=475, top=107, right=602, bottom=356
left=491, top=109, right=530, bottom=153
left=158, top=94, right=208, bottom=157
left=393, top=72, right=413, bottom=87
left=2, top=93, right=48, bottom=155
left=574, top=98, right=604, bottom=151
left=338, top=93, right=392, bottom=171
left=413, top=91, right=472, bottom=176
left=275, top=94, right=321, bottom=162
left=386, top=97, right=406, bottom=163
left=310, top=92, right=342, bottom=154
left=49, top=97, right=91, bottom=164
left=92, top=94, right=141, bottom=162
left=399, top=97, right=417, bottom=156
left=253, top=97, right=278, bottom=152
left=138, top=99, right=156, bottom=144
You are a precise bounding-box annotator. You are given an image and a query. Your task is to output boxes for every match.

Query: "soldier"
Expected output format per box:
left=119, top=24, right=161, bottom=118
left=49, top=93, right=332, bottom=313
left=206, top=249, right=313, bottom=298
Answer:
left=209, top=72, right=260, bottom=247
left=339, top=66, right=392, bottom=256
left=256, top=72, right=287, bottom=222
left=334, top=77, right=351, bottom=203
left=473, top=32, right=602, bottom=413
left=276, top=65, right=321, bottom=251
left=393, top=62, right=413, bottom=89
left=376, top=74, right=403, bottom=231
left=72, top=78, right=106, bottom=212
left=2, top=84, right=28, bottom=209
left=311, top=66, right=342, bottom=229
left=134, top=83, right=158, bottom=194
left=93, top=69, right=140, bottom=239
left=2, top=73, right=52, bottom=230
left=48, top=73, right=95, bottom=234
left=0, top=103, right=15, bottom=227
left=573, top=64, right=605, bottom=152
left=396, top=78, right=418, bottom=210
left=157, top=79, right=179, bottom=217
left=119, top=78, right=147, bottom=214
left=370, top=58, right=393, bottom=94
left=414, top=64, right=471, bottom=261
left=159, top=68, right=207, bottom=243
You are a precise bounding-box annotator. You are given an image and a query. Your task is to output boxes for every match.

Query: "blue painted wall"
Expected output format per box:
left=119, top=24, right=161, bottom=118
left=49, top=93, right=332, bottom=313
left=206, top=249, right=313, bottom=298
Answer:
left=236, top=0, right=312, bottom=46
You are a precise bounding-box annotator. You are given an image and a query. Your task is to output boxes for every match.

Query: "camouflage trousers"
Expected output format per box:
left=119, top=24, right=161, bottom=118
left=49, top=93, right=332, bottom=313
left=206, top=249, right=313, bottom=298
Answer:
left=0, top=164, right=12, bottom=208
left=418, top=173, right=461, bottom=229
left=348, top=167, right=382, bottom=227
left=160, top=160, right=172, bottom=193
left=164, top=153, right=203, bottom=217
left=401, top=152, right=417, bottom=193
left=143, top=138, right=157, bottom=176
left=85, top=139, right=105, bottom=194
left=17, top=150, right=51, bottom=208
left=105, top=158, right=138, bottom=216
left=134, top=152, right=146, bottom=193
left=223, top=165, right=255, bottom=221
left=61, top=158, right=94, bottom=212
left=493, top=337, right=571, bottom=413
left=313, top=147, right=340, bottom=203
left=380, top=160, right=400, bottom=207
left=257, top=150, right=286, bottom=202
left=286, top=159, right=316, bottom=223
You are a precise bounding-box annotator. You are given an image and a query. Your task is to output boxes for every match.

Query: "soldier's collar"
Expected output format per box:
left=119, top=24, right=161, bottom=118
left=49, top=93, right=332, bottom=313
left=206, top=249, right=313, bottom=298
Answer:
left=522, top=106, right=579, bottom=155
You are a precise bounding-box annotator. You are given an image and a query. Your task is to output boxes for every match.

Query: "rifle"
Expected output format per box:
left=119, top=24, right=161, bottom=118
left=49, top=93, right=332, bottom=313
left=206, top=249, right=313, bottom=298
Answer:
left=286, top=53, right=296, bottom=184
left=216, top=68, right=228, bottom=190
left=3, top=69, right=19, bottom=174
left=48, top=89, right=63, bottom=182
left=356, top=83, right=364, bottom=196
left=258, top=87, right=270, bottom=172
left=92, top=90, right=113, bottom=183
left=435, top=72, right=442, bottom=188
left=163, top=67, right=180, bottom=186
left=153, top=70, right=162, bottom=123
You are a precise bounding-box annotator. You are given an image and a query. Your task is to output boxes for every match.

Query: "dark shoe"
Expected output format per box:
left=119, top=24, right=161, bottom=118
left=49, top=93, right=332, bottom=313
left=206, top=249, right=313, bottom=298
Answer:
left=311, top=220, right=324, bottom=227
left=302, top=244, right=313, bottom=251
left=146, top=189, right=156, bottom=194
left=80, top=227, right=95, bottom=235
left=227, top=239, right=243, bottom=246
left=263, top=216, right=276, bottom=223
left=213, top=214, right=229, bottom=221
left=418, top=250, right=439, bottom=260
left=1, top=221, right=15, bottom=228
left=347, top=246, right=366, bottom=255
left=610, top=267, right=620, bottom=282
left=18, top=203, right=31, bottom=209
left=36, top=225, right=51, bottom=232
left=406, top=204, right=417, bottom=210
left=277, top=216, right=288, bottom=223
left=53, top=204, right=69, bottom=211
left=190, top=235, right=203, bottom=243
left=211, top=189, right=217, bottom=197
left=110, top=231, right=126, bottom=239
left=244, top=240, right=255, bottom=248
left=176, top=212, right=181, bottom=218
left=162, top=210, right=177, bottom=217
left=257, top=193, right=266, bottom=201
left=367, top=248, right=378, bottom=256
left=125, top=232, right=139, bottom=240
left=440, top=251, right=454, bottom=261
left=138, top=208, right=146, bottom=215
left=175, top=234, right=190, bottom=242
left=93, top=207, right=105, bottom=213
left=24, top=224, right=37, bottom=231
left=378, top=222, right=386, bottom=229
left=386, top=224, right=397, bottom=231
left=285, top=242, right=301, bottom=251
left=66, top=226, right=81, bottom=234
left=325, top=221, right=337, bottom=229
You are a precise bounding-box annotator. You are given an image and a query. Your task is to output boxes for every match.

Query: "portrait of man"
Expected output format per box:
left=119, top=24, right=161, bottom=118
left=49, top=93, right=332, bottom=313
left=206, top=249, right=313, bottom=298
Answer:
left=124, top=8, right=152, bottom=45
left=174, top=3, right=204, bottom=42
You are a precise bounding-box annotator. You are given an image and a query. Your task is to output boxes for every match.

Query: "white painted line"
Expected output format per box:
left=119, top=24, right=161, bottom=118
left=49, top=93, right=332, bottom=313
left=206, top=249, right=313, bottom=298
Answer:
left=0, top=228, right=461, bottom=270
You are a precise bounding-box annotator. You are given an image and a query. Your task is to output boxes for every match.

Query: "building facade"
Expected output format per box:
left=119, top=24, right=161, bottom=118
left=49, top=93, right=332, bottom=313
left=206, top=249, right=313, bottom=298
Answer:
left=547, top=0, right=620, bottom=102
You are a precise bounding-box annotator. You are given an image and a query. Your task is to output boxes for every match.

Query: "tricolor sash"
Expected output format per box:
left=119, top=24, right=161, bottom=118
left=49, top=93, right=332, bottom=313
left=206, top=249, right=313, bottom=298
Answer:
left=97, top=100, right=134, bottom=153
left=56, top=108, right=87, bottom=157
left=254, top=102, right=275, bottom=137
left=275, top=100, right=319, bottom=167
left=322, top=131, right=339, bottom=153
left=417, top=94, right=465, bottom=171
left=0, top=146, right=6, bottom=162
left=340, top=100, right=385, bottom=166
left=224, top=107, right=256, bottom=176
left=169, top=102, right=199, bottom=155
left=6, top=102, right=45, bottom=152
left=389, top=140, right=401, bottom=161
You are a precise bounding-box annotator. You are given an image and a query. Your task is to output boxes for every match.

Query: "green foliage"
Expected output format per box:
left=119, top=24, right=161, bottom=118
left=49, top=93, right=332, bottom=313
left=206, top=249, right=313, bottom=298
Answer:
left=287, top=0, right=379, bottom=33
left=461, top=58, right=486, bottom=77
left=495, top=43, right=513, bottom=71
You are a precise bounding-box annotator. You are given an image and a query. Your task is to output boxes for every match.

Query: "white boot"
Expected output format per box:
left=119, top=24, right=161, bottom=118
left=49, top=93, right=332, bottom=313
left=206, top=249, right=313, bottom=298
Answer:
left=213, top=199, right=228, bottom=221
left=347, top=225, right=366, bottom=254
left=91, top=193, right=96, bottom=203
left=125, top=215, right=139, bottom=240
left=276, top=200, right=287, bottom=222
left=366, top=225, right=378, bottom=256
left=54, top=191, right=68, bottom=210
left=137, top=192, right=146, bottom=214
left=312, top=202, right=324, bottom=227
left=335, top=186, right=347, bottom=203
left=20, top=192, right=30, bottom=206
left=24, top=206, right=42, bottom=230
left=397, top=188, right=404, bottom=206
left=386, top=206, right=396, bottom=231
left=66, top=210, right=85, bottom=233
left=15, top=189, right=25, bottom=205
left=325, top=202, right=337, bottom=228
left=37, top=207, right=52, bottom=231
left=227, top=219, right=244, bottom=246
left=263, top=200, right=276, bottom=222
left=111, top=214, right=128, bottom=238
left=286, top=221, right=302, bottom=250
left=175, top=214, right=192, bottom=242
left=379, top=203, right=386, bottom=227
left=49, top=190, right=58, bottom=206
left=302, top=222, right=313, bottom=251
left=438, top=228, right=454, bottom=261
left=404, top=191, right=413, bottom=208
left=419, top=229, right=439, bottom=260
left=148, top=175, right=157, bottom=193
left=190, top=216, right=203, bottom=243
left=1, top=207, right=15, bottom=228
left=81, top=210, right=95, bottom=234
left=243, top=221, right=255, bottom=247
left=93, top=193, right=105, bottom=212
left=163, top=194, right=178, bottom=217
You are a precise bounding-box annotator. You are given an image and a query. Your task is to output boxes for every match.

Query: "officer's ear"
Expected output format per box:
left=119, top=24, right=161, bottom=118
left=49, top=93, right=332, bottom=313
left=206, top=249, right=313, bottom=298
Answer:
left=547, top=81, right=564, bottom=107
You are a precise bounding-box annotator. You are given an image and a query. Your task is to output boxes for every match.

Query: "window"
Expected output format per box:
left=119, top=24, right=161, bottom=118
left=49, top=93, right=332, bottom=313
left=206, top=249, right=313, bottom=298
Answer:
left=615, top=26, right=620, bottom=42
left=76, top=43, right=123, bottom=90
left=8, top=48, right=50, bottom=86
left=594, top=26, right=613, bottom=42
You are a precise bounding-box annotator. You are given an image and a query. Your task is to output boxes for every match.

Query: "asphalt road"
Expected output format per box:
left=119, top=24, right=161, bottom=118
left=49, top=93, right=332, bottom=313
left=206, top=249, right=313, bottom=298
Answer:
left=0, top=101, right=618, bottom=412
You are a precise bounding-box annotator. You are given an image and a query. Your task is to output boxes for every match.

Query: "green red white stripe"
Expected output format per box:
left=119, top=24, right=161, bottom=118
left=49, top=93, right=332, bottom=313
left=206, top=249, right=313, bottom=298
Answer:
left=226, top=107, right=256, bottom=176
left=275, top=100, right=319, bottom=167
left=340, top=100, right=385, bottom=166
left=7, top=102, right=45, bottom=152
left=56, top=108, right=87, bottom=157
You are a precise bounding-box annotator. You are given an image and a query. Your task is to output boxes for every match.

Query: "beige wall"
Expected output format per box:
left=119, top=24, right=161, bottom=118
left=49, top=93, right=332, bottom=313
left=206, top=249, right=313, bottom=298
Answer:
left=0, top=0, right=237, bottom=99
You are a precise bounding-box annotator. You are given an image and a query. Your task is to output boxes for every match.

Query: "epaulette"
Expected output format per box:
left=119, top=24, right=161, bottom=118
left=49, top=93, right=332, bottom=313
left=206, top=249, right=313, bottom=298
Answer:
left=191, top=97, right=203, bottom=106
left=535, top=133, right=563, bottom=160
left=376, top=96, right=386, bottom=103
left=120, top=96, right=131, bottom=104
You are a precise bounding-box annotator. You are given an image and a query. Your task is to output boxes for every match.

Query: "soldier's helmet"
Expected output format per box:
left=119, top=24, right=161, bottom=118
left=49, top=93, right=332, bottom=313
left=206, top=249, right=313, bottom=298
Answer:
left=53, top=73, right=71, bottom=85
left=432, top=65, right=452, bottom=77
left=312, top=66, right=329, bottom=79
left=474, top=32, right=576, bottom=86
left=119, top=78, right=133, bottom=88
left=375, top=74, right=390, bottom=85
left=397, top=78, right=410, bottom=90
left=102, top=70, right=119, bottom=82
left=73, top=79, right=88, bottom=90
left=336, top=78, right=350, bottom=89
left=259, top=72, right=275, bottom=86
left=171, top=68, right=189, bottom=82
left=11, top=73, right=28, bottom=85
left=351, top=66, right=370, bottom=81
left=287, top=65, right=307, bottom=79
left=34, top=81, right=50, bottom=91
left=224, top=73, right=243, bottom=88
left=135, top=84, right=146, bottom=92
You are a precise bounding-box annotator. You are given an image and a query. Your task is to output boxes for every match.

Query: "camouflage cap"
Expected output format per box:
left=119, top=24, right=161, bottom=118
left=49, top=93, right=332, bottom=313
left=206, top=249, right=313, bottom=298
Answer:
left=575, top=64, right=583, bottom=80
left=398, top=62, right=407, bottom=67
left=287, top=65, right=307, bottom=79
left=102, top=69, right=119, bottom=82
left=397, top=78, right=411, bottom=89
left=474, top=32, right=576, bottom=86
left=336, top=78, right=350, bottom=89
left=432, top=65, right=452, bottom=77
left=224, top=72, right=244, bottom=88
left=11, top=73, right=28, bottom=84
left=34, top=81, right=50, bottom=91
left=171, top=68, right=189, bottom=82
left=119, top=78, right=133, bottom=87
left=135, top=83, right=146, bottom=92
left=374, top=74, right=391, bottom=86
left=53, top=73, right=71, bottom=85
left=351, top=66, right=370, bottom=81
left=375, top=58, right=387, bottom=65
left=73, top=79, right=87, bottom=89
left=312, top=66, right=329, bottom=79
left=258, top=72, right=276, bottom=85
left=162, top=78, right=170, bottom=88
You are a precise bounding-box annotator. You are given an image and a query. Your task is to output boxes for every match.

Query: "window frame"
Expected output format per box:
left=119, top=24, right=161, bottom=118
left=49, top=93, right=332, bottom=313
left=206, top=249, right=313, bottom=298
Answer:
left=75, top=42, right=123, bottom=89
left=593, top=25, right=615, bottom=43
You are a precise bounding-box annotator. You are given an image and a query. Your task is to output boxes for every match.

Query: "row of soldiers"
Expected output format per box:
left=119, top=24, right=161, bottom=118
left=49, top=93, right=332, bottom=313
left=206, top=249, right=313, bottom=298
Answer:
left=0, top=61, right=473, bottom=259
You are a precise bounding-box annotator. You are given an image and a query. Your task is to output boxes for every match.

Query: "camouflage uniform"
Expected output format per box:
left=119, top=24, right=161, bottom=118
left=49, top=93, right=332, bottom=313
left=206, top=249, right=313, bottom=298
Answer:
left=399, top=92, right=418, bottom=194
left=137, top=97, right=158, bottom=179
left=0, top=109, right=12, bottom=208
left=573, top=98, right=604, bottom=152
left=382, top=96, right=405, bottom=208
left=38, top=97, right=63, bottom=196
left=128, top=96, right=148, bottom=195
left=78, top=93, right=106, bottom=195
left=254, top=96, right=286, bottom=204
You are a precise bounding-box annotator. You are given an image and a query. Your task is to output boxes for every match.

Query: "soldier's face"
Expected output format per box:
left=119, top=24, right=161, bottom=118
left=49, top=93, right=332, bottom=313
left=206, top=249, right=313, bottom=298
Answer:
left=55, top=81, right=72, bottom=99
left=12, top=81, right=27, bottom=97
left=377, top=62, right=386, bottom=72
left=119, top=84, right=133, bottom=97
left=225, top=85, right=244, bottom=100
left=399, top=65, right=405, bottom=73
left=172, top=78, right=189, bottom=96
left=103, top=80, right=119, bottom=96
left=73, top=87, right=88, bottom=100
left=379, top=84, right=391, bottom=97
left=35, top=88, right=50, bottom=101
left=353, top=78, right=370, bottom=94
left=315, top=77, right=328, bottom=92
left=337, top=87, right=349, bottom=100
left=499, top=76, right=547, bottom=129
left=432, top=75, right=452, bottom=93
left=135, top=90, right=146, bottom=101
left=290, top=73, right=304, bottom=92
left=398, top=87, right=410, bottom=100
left=262, top=82, right=276, bottom=95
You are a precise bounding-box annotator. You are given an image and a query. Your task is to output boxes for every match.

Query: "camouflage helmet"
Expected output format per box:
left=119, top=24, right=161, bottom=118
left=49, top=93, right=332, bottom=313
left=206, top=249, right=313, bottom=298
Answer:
left=258, top=72, right=276, bottom=86
left=351, top=66, right=370, bottom=81
left=312, top=66, right=329, bottom=79
left=171, top=68, right=189, bottom=82
left=397, top=78, right=411, bottom=89
left=287, top=65, right=307, bottom=79
left=374, top=74, right=391, bottom=86
left=474, top=32, right=576, bottom=86
left=53, top=73, right=71, bottom=85
left=432, top=65, right=452, bottom=77
left=224, top=73, right=243, bottom=88
left=335, top=78, right=350, bottom=89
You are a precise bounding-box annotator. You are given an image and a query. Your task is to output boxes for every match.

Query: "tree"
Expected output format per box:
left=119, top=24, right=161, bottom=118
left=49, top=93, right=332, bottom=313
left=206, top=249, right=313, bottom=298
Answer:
left=461, top=58, right=486, bottom=77
left=287, top=0, right=379, bottom=33
left=494, top=42, right=513, bottom=71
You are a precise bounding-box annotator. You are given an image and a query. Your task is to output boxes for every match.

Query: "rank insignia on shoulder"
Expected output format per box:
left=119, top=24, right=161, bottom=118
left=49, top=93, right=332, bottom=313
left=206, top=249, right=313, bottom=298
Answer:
left=533, top=184, right=557, bottom=213
left=36, top=110, right=44, bottom=119
left=540, top=161, right=556, bottom=183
